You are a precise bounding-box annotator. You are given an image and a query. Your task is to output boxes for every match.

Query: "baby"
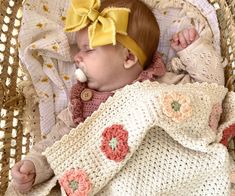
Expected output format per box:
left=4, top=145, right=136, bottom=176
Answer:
left=9, top=0, right=225, bottom=194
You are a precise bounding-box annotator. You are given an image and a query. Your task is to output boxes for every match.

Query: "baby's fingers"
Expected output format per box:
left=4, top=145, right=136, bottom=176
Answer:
left=188, top=27, right=199, bottom=42
left=12, top=171, right=28, bottom=184
left=172, top=33, right=179, bottom=43
left=178, top=32, right=187, bottom=48
left=20, top=160, right=35, bottom=174
left=13, top=180, right=34, bottom=193
left=12, top=168, right=35, bottom=184
left=11, top=162, right=26, bottom=183
left=182, top=29, right=191, bottom=45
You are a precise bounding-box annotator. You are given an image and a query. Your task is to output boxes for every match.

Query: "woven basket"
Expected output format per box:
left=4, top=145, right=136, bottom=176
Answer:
left=0, top=0, right=234, bottom=195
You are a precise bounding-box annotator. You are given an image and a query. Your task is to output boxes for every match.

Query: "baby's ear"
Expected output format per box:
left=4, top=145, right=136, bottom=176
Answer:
left=123, top=48, right=138, bottom=69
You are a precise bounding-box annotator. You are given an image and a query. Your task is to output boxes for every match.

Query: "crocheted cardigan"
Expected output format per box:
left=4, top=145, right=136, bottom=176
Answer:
left=7, top=81, right=232, bottom=195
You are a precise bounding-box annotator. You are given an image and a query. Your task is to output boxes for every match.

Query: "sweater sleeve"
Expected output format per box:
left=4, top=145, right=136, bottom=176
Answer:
left=178, top=37, right=225, bottom=85
left=158, top=37, right=225, bottom=85
left=24, top=107, right=73, bottom=185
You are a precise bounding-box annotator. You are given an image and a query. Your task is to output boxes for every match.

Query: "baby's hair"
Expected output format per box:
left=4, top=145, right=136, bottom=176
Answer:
left=100, top=0, right=160, bottom=67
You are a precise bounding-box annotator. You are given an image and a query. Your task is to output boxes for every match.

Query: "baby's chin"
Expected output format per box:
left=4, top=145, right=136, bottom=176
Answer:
left=87, top=82, right=102, bottom=91
left=87, top=82, right=114, bottom=92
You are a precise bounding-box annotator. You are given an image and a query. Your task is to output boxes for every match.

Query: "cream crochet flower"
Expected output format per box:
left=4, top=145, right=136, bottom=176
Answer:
left=161, top=92, right=192, bottom=122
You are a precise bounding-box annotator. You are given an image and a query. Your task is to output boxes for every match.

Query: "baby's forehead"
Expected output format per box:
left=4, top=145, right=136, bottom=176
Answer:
left=76, top=28, right=88, bottom=39
left=76, top=32, right=89, bottom=48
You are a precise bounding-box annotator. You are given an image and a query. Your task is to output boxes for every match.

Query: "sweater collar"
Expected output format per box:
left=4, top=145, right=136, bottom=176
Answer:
left=135, top=52, right=166, bottom=82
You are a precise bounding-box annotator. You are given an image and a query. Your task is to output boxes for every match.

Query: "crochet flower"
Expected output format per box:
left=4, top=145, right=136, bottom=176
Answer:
left=208, top=103, right=222, bottom=132
left=100, top=124, right=129, bottom=162
left=220, top=124, right=235, bottom=147
left=161, top=92, right=192, bottom=122
left=59, top=168, right=91, bottom=196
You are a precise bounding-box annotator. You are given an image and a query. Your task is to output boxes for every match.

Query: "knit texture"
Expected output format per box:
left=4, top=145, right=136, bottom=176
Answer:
left=40, top=81, right=230, bottom=195
left=176, top=38, right=225, bottom=85
left=70, top=82, right=113, bottom=125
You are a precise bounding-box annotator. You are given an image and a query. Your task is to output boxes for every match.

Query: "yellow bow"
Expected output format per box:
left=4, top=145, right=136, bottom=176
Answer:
left=64, top=0, right=147, bottom=66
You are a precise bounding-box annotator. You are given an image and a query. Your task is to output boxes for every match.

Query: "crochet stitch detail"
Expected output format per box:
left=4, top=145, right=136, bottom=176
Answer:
left=136, top=52, right=166, bottom=82
left=209, top=103, right=222, bottom=133
left=70, top=82, right=113, bottom=125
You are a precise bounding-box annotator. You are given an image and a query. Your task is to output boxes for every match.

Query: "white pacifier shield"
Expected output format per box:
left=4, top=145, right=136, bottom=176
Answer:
left=75, top=68, right=87, bottom=83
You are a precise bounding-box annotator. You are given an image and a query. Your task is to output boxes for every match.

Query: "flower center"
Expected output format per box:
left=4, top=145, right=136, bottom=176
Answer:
left=69, top=180, right=78, bottom=192
left=109, top=137, right=118, bottom=150
left=171, top=101, right=181, bottom=111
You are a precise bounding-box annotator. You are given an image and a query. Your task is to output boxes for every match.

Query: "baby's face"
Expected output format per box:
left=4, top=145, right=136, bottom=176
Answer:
left=74, top=28, right=129, bottom=92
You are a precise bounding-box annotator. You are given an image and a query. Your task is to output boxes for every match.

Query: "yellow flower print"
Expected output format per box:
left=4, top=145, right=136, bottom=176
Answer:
left=63, top=75, right=70, bottom=81
left=43, top=5, right=49, bottom=12
left=191, top=18, right=195, bottom=26
left=52, top=44, right=59, bottom=51
left=41, top=77, right=49, bottom=82
left=61, top=16, right=66, bottom=21
left=46, top=64, right=53, bottom=68
left=161, top=92, right=192, bottom=123
left=36, top=23, right=44, bottom=28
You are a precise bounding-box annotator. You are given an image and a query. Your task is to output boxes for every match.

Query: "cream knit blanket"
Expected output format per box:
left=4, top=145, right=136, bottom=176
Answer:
left=42, top=81, right=230, bottom=195
left=6, top=81, right=233, bottom=195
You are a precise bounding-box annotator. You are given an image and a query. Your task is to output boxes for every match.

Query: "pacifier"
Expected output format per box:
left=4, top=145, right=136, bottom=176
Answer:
left=75, top=68, right=87, bottom=83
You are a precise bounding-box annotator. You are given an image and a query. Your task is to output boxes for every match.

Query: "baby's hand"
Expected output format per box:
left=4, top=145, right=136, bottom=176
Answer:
left=171, top=27, right=199, bottom=52
left=11, top=160, right=36, bottom=193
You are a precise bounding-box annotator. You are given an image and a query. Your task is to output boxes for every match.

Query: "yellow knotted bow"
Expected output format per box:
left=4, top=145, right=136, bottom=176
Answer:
left=64, top=0, right=147, bottom=66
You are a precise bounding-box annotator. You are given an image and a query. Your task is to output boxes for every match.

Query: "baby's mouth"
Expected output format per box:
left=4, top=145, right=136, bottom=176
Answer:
left=75, top=68, right=87, bottom=83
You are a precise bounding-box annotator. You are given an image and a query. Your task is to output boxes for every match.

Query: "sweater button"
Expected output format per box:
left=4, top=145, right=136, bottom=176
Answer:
left=81, top=88, right=93, bottom=101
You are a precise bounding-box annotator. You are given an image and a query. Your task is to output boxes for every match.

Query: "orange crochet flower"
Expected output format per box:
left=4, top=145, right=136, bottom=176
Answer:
left=59, top=168, right=91, bottom=196
left=220, top=124, right=235, bottom=147
left=100, top=124, right=129, bottom=162
left=161, top=92, right=192, bottom=122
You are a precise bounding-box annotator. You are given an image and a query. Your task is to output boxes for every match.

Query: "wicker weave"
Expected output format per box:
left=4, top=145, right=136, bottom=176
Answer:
left=208, top=0, right=235, bottom=91
left=0, top=0, right=31, bottom=195
left=0, top=0, right=234, bottom=195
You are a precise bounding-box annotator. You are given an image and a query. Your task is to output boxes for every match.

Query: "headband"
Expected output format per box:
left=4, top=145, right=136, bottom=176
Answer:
left=64, top=0, right=147, bottom=66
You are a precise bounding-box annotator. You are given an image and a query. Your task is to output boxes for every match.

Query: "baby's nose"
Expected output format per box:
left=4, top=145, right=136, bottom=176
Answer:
left=74, top=52, right=83, bottom=67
